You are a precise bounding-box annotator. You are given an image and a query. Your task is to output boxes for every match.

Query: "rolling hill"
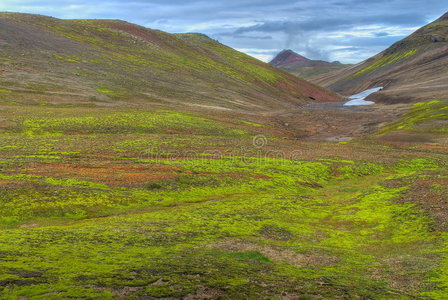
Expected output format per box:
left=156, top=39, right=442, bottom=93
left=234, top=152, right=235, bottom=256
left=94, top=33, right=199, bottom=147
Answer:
left=0, top=13, right=339, bottom=111
left=269, top=49, right=350, bottom=78
left=313, top=12, right=448, bottom=103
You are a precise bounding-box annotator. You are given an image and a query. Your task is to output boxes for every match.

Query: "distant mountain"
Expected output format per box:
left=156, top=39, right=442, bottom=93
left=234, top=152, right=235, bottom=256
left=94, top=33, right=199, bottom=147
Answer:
left=269, top=50, right=311, bottom=67
left=0, top=13, right=339, bottom=111
left=313, top=12, right=448, bottom=103
left=269, top=50, right=351, bottom=78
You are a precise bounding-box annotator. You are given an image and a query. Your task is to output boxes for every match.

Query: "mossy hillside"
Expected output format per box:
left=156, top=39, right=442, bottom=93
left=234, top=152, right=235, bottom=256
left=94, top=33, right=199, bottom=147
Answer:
left=348, top=14, right=448, bottom=80
left=351, top=49, right=417, bottom=78
left=0, top=13, right=337, bottom=108
left=377, top=99, right=448, bottom=134
left=322, top=13, right=448, bottom=103
left=174, top=33, right=284, bottom=83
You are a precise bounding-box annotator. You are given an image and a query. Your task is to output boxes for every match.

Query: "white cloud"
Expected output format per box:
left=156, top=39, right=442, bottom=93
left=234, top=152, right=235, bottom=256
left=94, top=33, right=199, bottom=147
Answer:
left=246, top=53, right=273, bottom=62
left=235, top=48, right=275, bottom=54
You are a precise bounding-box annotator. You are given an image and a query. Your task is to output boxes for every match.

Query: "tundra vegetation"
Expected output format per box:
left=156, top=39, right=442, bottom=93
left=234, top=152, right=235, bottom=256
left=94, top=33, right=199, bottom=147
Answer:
left=0, top=103, right=447, bottom=299
left=0, top=12, right=447, bottom=300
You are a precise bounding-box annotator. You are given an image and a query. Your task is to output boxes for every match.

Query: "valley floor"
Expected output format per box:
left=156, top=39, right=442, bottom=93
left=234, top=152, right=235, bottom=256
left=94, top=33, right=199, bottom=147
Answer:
left=0, top=100, right=447, bottom=299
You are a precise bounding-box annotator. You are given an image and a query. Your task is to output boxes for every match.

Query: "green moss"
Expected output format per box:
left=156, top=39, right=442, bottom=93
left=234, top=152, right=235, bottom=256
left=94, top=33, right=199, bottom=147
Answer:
left=0, top=102, right=446, bottom=298
left=53, top=54, right=81, bottom=63
left=351, top=49, right=417, bottom=78
left=413, top=100, right=442, bottom=108
left=337, top=162, right=385, bottom=179
left=145, top=285, right=179, bottom=298
left=0, top=154, right=444, bottom=298
left=43, top=177, right=110, bottom=190
left=377, top=99, right=448, bottom=134
left=96, top=87, right=116, bottom=95
left=0, top=155, right=443, bottom=298
left=241, top=121, right=265, bottom=127
left=422, top=233, right=448, bottom=299
left=212, top=250, right=271, bottom=263
left=20, top=110, right=247, bottom=136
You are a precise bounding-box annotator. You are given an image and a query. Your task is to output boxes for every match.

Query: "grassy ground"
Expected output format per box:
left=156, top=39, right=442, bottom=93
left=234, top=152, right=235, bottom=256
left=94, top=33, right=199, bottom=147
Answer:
left=0, top=103, right=447, bottom=299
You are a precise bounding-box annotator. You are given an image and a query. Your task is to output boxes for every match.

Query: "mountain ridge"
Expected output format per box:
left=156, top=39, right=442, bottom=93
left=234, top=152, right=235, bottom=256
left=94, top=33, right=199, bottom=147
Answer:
left=312, top=11, right=448, bottom=103
left=0, top=12, right=340, bottom=111
left=269, top=49, right=351, bottom=78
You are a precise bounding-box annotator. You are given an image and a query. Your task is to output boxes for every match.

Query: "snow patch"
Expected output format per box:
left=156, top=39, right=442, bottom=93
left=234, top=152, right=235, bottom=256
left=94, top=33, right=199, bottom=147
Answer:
left=343, top=87, right=383, bottom=106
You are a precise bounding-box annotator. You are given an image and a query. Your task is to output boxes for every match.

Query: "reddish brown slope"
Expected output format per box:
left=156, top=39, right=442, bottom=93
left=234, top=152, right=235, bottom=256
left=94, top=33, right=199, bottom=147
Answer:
left=269, top=50, right=311, bottom=67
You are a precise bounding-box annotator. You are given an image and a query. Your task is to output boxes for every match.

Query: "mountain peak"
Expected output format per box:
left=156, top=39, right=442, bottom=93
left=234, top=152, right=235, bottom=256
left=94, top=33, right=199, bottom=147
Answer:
left=269, top=49, right=350, bottom=78
left=269, top=49, right=310, bottom=67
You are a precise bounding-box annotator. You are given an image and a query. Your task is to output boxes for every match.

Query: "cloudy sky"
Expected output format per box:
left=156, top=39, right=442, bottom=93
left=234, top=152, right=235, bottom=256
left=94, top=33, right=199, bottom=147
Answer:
left=1, top=1, right=446, bottom=63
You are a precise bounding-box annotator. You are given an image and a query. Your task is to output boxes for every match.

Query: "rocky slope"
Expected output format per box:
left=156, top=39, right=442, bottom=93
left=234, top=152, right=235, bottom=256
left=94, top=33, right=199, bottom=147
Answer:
left=313, top=12, right=448, bottom=103
left=269, top=49, right=350, bottom=78
left=0, top=13, right=339, bottom=111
